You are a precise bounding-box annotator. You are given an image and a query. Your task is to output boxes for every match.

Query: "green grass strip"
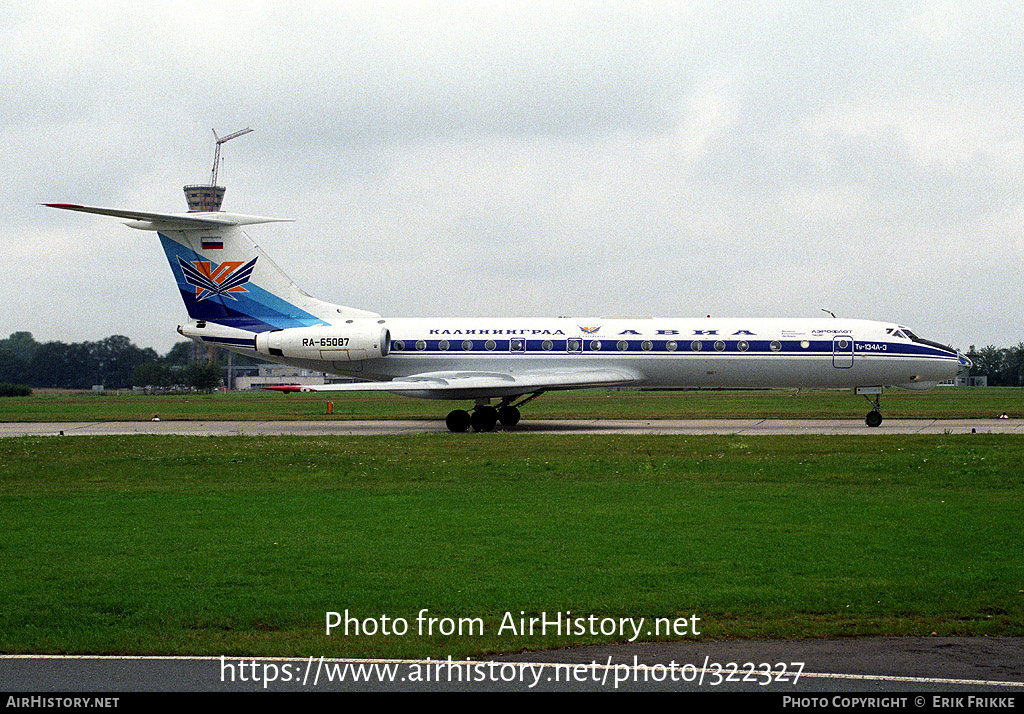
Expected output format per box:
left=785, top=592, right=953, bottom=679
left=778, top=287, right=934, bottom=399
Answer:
left=1, top=434, right=1021, bottom=658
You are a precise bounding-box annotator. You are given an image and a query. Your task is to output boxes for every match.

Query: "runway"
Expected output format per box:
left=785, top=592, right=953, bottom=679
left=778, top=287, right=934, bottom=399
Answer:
left=2, top=638, right=1022, bottom=692
left=0, top=418, right=1019, bottom=437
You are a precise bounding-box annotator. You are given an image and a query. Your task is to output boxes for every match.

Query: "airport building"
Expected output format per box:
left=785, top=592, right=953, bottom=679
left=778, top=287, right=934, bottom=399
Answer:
left=232, top=364, right=329, bottom=390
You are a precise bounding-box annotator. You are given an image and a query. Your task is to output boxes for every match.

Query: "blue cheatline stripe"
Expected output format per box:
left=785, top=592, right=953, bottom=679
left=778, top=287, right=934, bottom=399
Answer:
left=387, top=339, right=958, bottom=359
left=159, top=233, right=328, bottom=332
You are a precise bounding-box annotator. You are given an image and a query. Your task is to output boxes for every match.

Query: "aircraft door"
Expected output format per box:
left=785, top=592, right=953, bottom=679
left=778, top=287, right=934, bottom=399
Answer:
left=832, top=336, right=854, bottom=368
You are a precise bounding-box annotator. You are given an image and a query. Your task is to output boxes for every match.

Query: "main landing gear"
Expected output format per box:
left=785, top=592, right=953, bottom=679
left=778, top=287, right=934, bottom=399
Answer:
left=445, top=393, right=540, bottom=433
left=857, top=386, right=884, bottom=427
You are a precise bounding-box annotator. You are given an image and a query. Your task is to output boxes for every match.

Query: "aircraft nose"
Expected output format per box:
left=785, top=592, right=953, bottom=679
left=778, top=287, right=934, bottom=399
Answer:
left=958, top=351, right=973, bottom=369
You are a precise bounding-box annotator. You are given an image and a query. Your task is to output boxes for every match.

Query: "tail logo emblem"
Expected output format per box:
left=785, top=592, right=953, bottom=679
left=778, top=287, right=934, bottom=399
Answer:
left=177, top=256, right=258, bottom=301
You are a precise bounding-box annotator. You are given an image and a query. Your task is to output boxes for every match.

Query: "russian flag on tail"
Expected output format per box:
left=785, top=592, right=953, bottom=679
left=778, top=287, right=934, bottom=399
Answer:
left=202, top=238, right=224, bottom=250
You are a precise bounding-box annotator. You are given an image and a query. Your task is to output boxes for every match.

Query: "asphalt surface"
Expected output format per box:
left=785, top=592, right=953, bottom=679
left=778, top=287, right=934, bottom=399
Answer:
left=0, top=418, right=1020, bottom=437
left=2, top=639, right=1022, bottom=692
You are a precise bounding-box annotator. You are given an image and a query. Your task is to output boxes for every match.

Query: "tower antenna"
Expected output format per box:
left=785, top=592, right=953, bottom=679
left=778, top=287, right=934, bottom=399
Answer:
left=184, top=126, right=253, bottom=212
left=210, top=127, right=253, bottom=186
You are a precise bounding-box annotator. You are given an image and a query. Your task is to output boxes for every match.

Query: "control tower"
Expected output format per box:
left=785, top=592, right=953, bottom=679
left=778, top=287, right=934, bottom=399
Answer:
left=184, top=127, right=252, bottom=212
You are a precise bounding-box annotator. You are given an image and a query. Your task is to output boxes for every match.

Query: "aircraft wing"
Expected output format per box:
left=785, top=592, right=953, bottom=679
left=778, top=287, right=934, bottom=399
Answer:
left=264, top=368, right=641, bottom=399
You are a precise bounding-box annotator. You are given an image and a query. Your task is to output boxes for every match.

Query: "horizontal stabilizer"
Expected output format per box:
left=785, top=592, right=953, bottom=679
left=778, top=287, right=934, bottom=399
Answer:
left=43, top=203, right=291, bottom=229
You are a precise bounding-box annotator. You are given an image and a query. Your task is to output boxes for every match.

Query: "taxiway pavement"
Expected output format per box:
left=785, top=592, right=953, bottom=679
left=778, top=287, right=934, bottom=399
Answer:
left=2, top=638, right=1022, bottom=692
left=0, top=418, right=1019, bottom=437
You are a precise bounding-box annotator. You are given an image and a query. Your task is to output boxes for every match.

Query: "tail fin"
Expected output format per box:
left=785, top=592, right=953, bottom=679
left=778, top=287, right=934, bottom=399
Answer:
left=45, top=204, right=378, bottom=332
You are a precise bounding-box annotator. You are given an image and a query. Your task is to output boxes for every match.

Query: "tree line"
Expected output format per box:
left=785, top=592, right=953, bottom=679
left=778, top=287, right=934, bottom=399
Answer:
left=965, top=344, right=1024, bottom=387
left=0, top=331, right=230, bottom=391
left=2, top=331, right=1022, bottom=391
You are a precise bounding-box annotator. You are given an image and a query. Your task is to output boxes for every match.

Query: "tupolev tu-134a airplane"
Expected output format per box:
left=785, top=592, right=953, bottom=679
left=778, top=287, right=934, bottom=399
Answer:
left=46, top=199, right=970, bottom=432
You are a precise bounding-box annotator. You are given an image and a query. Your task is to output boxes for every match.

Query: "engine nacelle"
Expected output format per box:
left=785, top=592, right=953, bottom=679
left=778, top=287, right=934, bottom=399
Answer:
left=255, top=324, right=391, bottom=362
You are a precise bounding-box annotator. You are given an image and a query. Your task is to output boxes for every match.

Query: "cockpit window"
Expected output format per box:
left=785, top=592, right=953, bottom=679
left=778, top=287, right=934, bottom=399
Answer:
left=899, top=327, right=953, bottom=352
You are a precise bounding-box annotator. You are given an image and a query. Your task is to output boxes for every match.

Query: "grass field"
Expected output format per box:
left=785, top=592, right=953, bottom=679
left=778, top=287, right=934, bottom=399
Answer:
left=0, top=386, right=1019, bottom=422
left=1, top=433, right=1021, bottom=658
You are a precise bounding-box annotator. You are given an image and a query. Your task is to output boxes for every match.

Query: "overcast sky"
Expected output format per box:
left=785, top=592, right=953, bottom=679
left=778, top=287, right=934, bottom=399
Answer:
left=3, top=1, right=1021, bottom=353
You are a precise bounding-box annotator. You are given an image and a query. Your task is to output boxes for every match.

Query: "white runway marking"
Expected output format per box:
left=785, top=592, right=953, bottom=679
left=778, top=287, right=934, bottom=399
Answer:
left=3, top=654, right=1022, bottom=689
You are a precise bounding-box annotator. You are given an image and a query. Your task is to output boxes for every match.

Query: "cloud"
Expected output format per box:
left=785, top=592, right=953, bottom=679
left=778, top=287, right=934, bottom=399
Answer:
left=2, top=1, right=1021, bottom=352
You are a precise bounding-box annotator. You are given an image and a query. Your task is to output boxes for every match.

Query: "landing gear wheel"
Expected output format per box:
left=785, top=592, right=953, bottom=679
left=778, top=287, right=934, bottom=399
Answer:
left=471, top=406, right=498, bottom=432
left=858, top=388, right=884, bottom=428
left=446, top=409, right=471, bottom=433
left=497, top=405, right=521, bottom=427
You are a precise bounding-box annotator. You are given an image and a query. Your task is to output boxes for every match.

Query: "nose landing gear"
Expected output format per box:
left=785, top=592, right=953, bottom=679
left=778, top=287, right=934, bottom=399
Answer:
left=857, top=386, right=884, bottom=427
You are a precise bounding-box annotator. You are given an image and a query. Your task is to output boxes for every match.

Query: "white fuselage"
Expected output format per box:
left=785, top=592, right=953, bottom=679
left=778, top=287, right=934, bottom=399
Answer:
left=46, top=201, right=968, bottom=428
left=250, top=316, right=963, bottom=397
